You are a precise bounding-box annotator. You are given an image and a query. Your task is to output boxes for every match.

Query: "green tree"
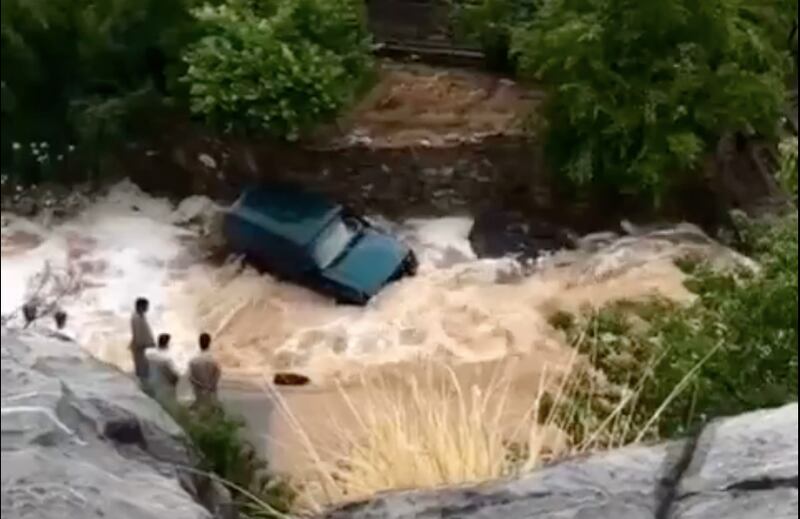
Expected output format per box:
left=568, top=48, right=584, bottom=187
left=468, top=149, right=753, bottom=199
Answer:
left=452, top=0, right=538, bottom=72
left=181, top=0, right=372, bottom=139
left=512, top=0, right=792, bottom=202
left=1, top=0, right=193, bottom=182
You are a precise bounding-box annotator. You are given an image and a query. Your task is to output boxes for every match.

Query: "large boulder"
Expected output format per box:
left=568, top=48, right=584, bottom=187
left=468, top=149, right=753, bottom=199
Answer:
left=673, top=404, right=798, bottom=519
left=1, top=331, right=226, bottom=519
left=322, top=403, right=798, bottom=519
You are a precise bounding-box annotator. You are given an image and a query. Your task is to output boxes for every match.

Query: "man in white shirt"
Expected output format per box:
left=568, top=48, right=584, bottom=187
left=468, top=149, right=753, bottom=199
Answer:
left=188, top=333, right=221, bottom=409
left=145, top=333, right=180, bottom=404
left=22, top=302, right=38, bottom=329
left=130, top=297, right=156, bottom=385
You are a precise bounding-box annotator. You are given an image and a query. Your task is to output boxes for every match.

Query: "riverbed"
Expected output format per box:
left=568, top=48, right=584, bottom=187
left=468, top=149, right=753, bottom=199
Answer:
left=0, top=180, right=750, bottom=476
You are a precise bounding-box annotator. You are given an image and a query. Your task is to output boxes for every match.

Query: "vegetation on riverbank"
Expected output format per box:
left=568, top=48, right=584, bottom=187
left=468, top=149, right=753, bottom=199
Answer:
left=182, top=0, right=372, bottom=139
left=551, top=209, right=797, bottom=443
left=1, top=0, right=371, bottom=183
left=4, top=0, right=794, bottom=200
left=171, top=405, right=295, bottom=517
left=778, top=135, right=799, bottom=199
left=513, top=0, right=794, bottom=201
left=1, top=0, right=193, bottom=182
left=455, top=0, right=797, bottom=201
left=452, top=0, right=535, bottom=73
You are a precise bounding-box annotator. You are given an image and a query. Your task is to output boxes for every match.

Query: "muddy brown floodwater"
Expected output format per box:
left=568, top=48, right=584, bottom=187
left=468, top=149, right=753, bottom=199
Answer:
left=1, top=180, right=754, bottom=479
left=221, top=352, right=576, bottom=476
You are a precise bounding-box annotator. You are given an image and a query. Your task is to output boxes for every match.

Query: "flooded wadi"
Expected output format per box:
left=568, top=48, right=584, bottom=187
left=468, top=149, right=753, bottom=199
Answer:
left=0, top=180, right=750, bottom=475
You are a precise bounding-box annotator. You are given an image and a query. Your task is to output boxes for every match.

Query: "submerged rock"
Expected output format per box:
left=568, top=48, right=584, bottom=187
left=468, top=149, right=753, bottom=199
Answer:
left=1, top=331, right=231, bottom=519
left=469, top=209, right=575, bottom=261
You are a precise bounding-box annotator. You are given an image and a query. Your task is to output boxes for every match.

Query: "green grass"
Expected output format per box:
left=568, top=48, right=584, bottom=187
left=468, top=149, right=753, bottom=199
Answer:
left=171, top=405, right=295, bottom=518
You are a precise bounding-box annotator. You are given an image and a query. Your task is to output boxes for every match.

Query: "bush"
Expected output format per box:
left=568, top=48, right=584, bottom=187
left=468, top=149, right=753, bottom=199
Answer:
left=452, top=0, right=537, bottom=73
left=512, top=0, right=792, bottom=202
left=1, top=0, right=193, bottom=183
left=172, top=405, right=294, bottom=517
left=181, top=0, right=372, bottom=139
left=557, top=212, right=798, bottom=439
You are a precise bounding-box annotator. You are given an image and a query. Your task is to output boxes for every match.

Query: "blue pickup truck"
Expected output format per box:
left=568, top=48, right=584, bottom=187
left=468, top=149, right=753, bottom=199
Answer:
left=222, top=185, right=417, bottom=305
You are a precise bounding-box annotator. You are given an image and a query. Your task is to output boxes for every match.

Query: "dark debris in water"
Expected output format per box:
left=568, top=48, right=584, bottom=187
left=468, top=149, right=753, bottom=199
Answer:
left=469, top=209, right=578, bottom=261
left=273, top=372, right=311, bottom=386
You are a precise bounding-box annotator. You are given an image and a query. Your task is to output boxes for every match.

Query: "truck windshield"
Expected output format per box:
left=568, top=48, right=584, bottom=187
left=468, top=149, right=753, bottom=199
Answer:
left=311, top=217, right=358, bottom=268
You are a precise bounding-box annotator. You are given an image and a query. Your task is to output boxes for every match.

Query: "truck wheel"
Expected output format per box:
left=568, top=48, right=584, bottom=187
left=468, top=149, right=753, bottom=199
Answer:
left=336, top=290, right=368, bottom=306
left=404, top=253, right=419, bottom=276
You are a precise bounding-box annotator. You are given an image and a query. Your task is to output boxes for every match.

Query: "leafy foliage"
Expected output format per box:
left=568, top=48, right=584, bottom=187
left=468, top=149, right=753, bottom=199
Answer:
left=512, top=0, right=792, bottom=202
left=1, top=0, right=193, bottom=182
left=172, top=405, right=294, bottom=518
left=181, top=0, right=373, bottom=139
left=452, top=0, right=537, bottom=73
left=557, top=213, right=798, bottom=439
left=777, top=136, right=798, bottom=199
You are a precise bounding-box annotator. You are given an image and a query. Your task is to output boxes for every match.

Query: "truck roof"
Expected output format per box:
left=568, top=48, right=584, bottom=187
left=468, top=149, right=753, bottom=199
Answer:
left=232, top=185, right=341, bottom=246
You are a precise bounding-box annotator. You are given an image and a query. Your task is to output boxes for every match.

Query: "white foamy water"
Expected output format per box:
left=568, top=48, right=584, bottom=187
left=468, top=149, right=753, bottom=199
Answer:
left=0, top=181, right=753, bottom=381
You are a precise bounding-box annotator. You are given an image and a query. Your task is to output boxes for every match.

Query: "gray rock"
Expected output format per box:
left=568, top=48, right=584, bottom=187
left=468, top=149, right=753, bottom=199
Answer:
left=1, top=331, right=230, bottom=519
left=672, top=488, right=797, bottom=519
left=2, top=449, right=208, bottom=519
left=323, top=441, right=687, bottom=519
left=673, top=403, right=798, bottom=519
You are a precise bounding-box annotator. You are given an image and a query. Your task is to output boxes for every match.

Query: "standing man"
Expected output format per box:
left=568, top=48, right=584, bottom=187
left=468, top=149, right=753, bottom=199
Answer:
left=51, top=310, right=74, bottom=342
left=145, top=333, right=180, bottom=403
left=130, top=297, right=155, bottom=385
left=54, top=310, right=68, bottom=331
left=188, top=333, right=221, bottom=409
left=22, top=302, right=38, bottom=329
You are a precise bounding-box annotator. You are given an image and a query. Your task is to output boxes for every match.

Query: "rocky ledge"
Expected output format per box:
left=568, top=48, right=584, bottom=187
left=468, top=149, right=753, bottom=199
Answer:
left=323, top=403, right=798, bottom=519
left=1, top=331, right=232, bottom=519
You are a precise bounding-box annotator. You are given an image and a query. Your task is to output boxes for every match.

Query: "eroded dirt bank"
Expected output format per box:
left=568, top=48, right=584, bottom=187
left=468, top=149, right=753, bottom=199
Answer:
left=109, top=61, right=780, bottom=235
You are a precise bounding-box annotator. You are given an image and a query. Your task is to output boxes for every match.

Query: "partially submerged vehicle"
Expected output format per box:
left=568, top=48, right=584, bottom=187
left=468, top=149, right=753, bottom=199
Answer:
left=222, top=185, right=417, bottom=305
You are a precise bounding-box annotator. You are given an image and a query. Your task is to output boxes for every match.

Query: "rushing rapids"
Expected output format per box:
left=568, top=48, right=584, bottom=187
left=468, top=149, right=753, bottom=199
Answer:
left=0, top=181, right=753, bottom=384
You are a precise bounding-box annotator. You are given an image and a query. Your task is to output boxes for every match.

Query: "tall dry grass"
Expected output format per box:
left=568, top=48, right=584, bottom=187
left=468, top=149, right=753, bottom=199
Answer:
left=258, top=333, right=718, bottom=515
left=266, top=351, right=632, bottom=513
